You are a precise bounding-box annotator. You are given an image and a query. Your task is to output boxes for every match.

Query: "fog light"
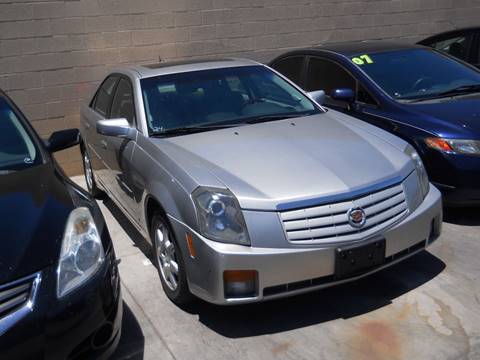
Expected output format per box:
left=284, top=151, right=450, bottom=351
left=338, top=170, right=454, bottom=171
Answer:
left=223, top=270, right=258, bottom=299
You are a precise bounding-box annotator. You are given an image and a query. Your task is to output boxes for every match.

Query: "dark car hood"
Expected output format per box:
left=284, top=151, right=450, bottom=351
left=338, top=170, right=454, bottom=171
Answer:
left=408, top=94, right=480, bottom=137
left=0, top=163, right=73, bottom=284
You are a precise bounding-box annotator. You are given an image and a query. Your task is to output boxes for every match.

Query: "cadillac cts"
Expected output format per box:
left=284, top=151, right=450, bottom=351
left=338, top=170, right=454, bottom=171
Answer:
left=80, top=59, right=442, bottom=305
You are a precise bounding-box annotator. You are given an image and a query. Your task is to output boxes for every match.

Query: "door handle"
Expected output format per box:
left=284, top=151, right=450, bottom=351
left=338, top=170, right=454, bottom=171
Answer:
left=100, top=140, right=107, bottom=149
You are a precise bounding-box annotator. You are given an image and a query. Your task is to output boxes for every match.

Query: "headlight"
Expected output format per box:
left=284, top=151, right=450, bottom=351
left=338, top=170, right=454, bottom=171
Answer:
left=404, top=145, right=429, bottom=199
left=57, top=207, right=105, bottom=298
left=425, top=137, right=480, bottom=156
left=192, top=187, right=250, bottom=246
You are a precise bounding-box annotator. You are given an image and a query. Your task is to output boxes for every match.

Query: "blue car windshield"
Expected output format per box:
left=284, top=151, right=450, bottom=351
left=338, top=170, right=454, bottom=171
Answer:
left=141, top=65, right=321, bottom=134
left=351, top=49, right=480, bottom=101
left=0, top=97, right=40, bottom=172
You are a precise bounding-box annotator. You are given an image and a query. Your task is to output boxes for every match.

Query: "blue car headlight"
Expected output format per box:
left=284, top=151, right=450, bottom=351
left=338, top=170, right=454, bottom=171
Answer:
left=57, top=207, right=105, bottom=298
left=192, top=187, right=250, bottom=246
left=426, top=137, right=480, bottom=156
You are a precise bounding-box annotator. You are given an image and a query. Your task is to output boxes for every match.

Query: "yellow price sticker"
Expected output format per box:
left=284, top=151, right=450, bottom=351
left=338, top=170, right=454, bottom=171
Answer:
left=351, top=54, right=374, bottom=65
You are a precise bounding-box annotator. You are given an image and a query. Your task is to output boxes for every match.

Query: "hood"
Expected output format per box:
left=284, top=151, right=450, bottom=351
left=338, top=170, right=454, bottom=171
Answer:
left=161, top=113, right=413, bottom=210
left=407, top=94, right=480, bottom=138
left=0, top=163, right=73, bottom=284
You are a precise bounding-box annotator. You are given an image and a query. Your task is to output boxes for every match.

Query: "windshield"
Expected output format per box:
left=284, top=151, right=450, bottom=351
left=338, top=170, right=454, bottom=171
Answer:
left=0, top=97, right=40, bottom=172
left=351, top=49, right=480, bottom=101
left=141, top=65, right=321, bottom=134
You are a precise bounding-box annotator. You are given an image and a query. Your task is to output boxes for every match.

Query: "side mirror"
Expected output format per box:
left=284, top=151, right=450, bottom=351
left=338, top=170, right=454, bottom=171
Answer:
left=96, top=118, right=135, bottom=139
left=307, top=90, right=326, bottom=105
left=47, top=129, right=80, bottom=153
left=331, top=88, right=355, bottom=103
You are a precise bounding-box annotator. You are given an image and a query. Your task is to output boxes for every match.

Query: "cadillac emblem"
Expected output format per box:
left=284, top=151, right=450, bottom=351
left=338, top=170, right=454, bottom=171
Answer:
left=347, top=207, right=366, bottom=228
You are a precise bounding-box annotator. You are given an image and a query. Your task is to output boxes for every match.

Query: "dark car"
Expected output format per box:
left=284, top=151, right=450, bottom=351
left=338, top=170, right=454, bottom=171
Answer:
left=0, top=90, right=122, bottom=359
left=418, top=27, right=480, bottom=68
left=270, top=41, right=480, bottom=206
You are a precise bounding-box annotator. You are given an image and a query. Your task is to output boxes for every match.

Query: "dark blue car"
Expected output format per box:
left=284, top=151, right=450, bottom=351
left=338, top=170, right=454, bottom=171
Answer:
left=270, top=41, right=480, bottom=206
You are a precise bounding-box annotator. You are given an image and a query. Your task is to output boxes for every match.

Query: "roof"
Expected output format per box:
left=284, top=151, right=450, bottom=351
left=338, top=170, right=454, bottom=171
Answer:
left=123, top=58, right=261, bottom=79
left=286, top=40, right=425, bottom=57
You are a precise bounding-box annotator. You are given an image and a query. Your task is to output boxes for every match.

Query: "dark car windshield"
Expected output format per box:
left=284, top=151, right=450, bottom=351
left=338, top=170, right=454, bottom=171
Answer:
left=141, top=65, right=321, bottom=135
left=0, top=97, right=40, bottom=172
left=351, top=48, right=480, bottom=101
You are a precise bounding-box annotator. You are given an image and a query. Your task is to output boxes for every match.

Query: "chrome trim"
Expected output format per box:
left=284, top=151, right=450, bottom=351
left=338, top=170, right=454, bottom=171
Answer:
left=276, top=174, right=409, bottom=211
left=0, top=272, right=42, bottom=337
left=279, top=182, right=409, bottom=245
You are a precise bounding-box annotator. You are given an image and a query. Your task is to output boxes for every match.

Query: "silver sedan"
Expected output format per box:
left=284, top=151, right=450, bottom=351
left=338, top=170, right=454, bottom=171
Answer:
left=80, top=59, right=442, bottom=305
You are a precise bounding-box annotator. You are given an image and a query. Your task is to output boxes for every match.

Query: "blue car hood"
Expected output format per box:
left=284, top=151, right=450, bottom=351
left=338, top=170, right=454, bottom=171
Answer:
left=407, top=94, right=480, bottom=138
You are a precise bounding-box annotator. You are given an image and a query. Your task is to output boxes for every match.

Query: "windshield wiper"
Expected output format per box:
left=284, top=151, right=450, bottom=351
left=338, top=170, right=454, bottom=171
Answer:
left=244, top=111, right=316, bottom=124
left=150, top=124, right=241, bottom=137
left=406, top=84, right=480, bottom=102
left=436, top=84, right=480, bottom=97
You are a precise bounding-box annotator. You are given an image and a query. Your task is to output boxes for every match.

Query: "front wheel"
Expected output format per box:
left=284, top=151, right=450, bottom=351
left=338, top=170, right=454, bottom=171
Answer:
left=82, top=148, right=104, bottom=199
left=150, top=212, right=193, bottom=305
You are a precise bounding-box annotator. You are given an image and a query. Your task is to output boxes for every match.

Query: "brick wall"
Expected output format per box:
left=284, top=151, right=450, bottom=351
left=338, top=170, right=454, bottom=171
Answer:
left=1, top=0, right=479, bottom=175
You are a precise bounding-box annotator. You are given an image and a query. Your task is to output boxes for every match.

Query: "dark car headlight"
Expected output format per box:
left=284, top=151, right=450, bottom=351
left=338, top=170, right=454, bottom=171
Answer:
left=192, top=187, right=250, bottom=246
left=57, top=207, right=105, bottom=298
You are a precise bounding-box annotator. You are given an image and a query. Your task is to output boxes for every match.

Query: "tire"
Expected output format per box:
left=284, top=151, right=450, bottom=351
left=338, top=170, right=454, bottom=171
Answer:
left=81, top=147, right=104, bottom=199
left=150, top=211, right=193, bottom=305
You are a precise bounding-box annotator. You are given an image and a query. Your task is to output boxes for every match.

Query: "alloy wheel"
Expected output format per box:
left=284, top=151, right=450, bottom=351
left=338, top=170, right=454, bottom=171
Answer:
left=83, top=151, right=93, bottom=191
left=155, top=222, right=180, bottom=291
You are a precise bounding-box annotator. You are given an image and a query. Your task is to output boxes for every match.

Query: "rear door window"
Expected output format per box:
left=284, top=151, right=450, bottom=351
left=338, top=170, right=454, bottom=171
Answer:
left=93, top=76, right=119, bottom=117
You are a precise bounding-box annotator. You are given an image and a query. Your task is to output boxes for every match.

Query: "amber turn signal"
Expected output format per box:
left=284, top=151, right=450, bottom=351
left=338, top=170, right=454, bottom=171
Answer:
left=425, top=137, right=454, bottom=153
left=185, top=233, right=196, bottom=258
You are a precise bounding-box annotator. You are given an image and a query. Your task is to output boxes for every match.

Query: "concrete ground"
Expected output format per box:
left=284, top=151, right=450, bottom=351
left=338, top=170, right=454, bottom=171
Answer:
left=72, top=176, right=480, bottom=360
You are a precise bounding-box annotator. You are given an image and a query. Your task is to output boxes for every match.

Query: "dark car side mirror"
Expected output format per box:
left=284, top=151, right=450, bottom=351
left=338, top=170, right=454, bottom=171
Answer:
left=97, top=118, right=135, bottom=139
left=331, top=88, right=355, bottom=103
left=47, top=129, right=80, bottom=153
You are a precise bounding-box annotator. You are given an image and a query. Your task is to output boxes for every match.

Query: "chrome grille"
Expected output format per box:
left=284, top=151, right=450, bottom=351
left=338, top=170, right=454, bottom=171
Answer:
left=0, top=277, right=34, bottom=318
left=280, top=183, right=408, bottom=244
left=0, top=272, right=41, bottom=336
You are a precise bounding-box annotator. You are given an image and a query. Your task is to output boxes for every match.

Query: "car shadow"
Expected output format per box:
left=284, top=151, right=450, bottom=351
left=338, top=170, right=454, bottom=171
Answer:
left=180, top=251, right=445, bottom=338
left=103, top=199, right=153, bottom=262
left=443, top=206, right=480, bottom=226
left=111, top=302, right=145, bottom=360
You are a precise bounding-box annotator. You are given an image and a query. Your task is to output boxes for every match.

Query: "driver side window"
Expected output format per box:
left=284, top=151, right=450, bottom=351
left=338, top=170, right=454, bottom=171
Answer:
left=306, top=57, right=377, bottom=106
left=306, top=57, right=355, bottom=94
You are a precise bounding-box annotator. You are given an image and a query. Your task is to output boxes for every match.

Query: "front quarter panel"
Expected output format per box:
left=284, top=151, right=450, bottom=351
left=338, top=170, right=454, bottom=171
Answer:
left=132, top=134, right=201, bottom=236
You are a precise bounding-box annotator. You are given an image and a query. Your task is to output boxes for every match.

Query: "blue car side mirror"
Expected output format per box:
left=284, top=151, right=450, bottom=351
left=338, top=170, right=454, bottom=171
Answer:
left=331, top=88, right=355, bottom=103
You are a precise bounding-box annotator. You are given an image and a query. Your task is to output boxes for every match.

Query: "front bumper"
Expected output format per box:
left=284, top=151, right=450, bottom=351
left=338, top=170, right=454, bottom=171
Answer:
left=433, top=182, right=480, bottom=206
left=0, top=247, right=122, bottom=359
left=426, top=151, right=480, bottom=206
left=170, top=185, right=442, bottom=305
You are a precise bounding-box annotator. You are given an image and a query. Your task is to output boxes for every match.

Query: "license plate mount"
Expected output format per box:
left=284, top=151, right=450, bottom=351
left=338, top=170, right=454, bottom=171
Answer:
left=335, top=239, right=386, bottom=279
